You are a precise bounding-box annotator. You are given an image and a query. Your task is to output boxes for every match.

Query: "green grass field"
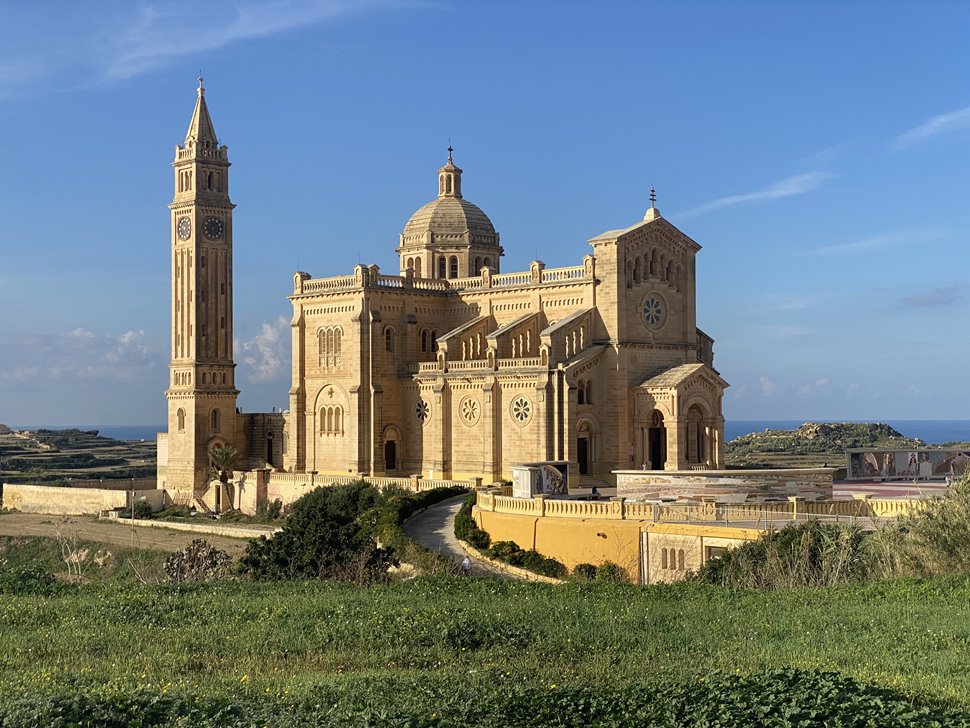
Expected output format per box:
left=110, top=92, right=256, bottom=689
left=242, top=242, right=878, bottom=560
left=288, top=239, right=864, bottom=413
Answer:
left=2, top=535, right=970, bottom=726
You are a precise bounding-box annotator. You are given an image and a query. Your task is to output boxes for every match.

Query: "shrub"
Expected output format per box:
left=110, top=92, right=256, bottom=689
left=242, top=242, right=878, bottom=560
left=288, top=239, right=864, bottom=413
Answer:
left=595, top=561, right=627, bottom=583
left=520, top=549, right=567, bottom=578
left=131, top=500, right=154, bottom=519
left=486, top=541, right=522, bottom=561
left=256, top=498, right=284, bottom=521
left=0, top=565, right=59, bottom=595
left=454, top=491, right=491, bottom=549
left=466, top=527, right=490, bottom=550
left=893, top=472, right=970, bottom=577
left=155, top=505, right=192, bottom=520
left=572, top=562, right=597, bottom=581
left=165, top=539, right=234, bottom=583
left=692, top=520, right=871, bottom=589
left=238, top=482, right=394, bottom=583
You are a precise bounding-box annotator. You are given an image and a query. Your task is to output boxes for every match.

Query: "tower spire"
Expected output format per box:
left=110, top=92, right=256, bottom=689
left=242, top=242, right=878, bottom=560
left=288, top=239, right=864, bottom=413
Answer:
left=184, top=77, right=219, bottom=149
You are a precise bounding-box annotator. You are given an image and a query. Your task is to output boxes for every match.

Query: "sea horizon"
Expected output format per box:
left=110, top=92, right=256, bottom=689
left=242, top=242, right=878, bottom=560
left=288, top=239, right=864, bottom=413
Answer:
left=7, top=419, right=970, bottom=446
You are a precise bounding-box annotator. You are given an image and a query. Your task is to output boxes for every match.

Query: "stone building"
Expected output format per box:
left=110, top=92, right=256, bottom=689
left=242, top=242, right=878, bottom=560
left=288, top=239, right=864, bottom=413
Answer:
left=158, top=83, right=728, bottom=499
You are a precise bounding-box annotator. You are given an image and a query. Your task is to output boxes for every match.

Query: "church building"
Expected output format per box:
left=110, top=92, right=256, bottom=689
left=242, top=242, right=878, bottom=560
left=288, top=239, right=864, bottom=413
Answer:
left=157, top=82, right=728, bottom=501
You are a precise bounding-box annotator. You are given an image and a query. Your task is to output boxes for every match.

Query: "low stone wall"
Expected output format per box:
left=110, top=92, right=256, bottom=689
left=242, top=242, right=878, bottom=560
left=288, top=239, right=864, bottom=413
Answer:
left=1, top=483, right=165, bottom=515
left=113, top=518, right=280, bottom=540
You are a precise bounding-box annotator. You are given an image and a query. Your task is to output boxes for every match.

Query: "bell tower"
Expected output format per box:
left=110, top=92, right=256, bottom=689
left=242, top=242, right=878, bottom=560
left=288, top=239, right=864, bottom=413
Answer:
left=165, top=77, right=239, bottom=495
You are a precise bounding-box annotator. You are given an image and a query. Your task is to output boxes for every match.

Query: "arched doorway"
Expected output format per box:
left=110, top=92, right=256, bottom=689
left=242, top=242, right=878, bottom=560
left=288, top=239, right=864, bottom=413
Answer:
left=577, top=418, right=596, bottom=476
left=649, top=410, right=666, bottom=470
left=383, top=427, right=400, bottom=472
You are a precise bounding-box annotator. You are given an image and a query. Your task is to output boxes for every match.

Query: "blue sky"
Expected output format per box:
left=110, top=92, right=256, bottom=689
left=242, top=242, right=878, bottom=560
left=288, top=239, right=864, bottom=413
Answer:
left=1, top=0, right=969, bottom=426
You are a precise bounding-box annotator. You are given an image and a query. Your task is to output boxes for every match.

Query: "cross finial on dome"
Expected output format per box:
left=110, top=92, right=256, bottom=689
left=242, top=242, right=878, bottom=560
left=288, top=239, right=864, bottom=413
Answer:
left=447, top=143, right=453, bottom=163
left=644, top=184, right=661, bottom=220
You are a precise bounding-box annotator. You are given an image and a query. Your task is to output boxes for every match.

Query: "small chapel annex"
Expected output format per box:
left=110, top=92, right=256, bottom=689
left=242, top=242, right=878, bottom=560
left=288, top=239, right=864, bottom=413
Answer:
left=157, top=82, right=728, bottom=499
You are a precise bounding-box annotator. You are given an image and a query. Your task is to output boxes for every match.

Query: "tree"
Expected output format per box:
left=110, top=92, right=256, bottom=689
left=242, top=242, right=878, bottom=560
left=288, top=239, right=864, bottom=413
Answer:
left=238, top=482, right=394, bottom=582
left=208, top=444, right=238, bottom=512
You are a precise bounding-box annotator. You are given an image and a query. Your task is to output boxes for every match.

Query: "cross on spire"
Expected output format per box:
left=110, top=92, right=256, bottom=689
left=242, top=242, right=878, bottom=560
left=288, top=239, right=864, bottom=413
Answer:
left=197, top=73, right=205, bottom=96
left=649, top=185, right=657, bottom=208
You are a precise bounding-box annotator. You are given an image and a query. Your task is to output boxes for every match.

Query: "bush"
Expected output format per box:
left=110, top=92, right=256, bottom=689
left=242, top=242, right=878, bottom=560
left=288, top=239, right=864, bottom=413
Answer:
left=238, top=482, right=394, bottom=583
left=131, top=500, right=153, bottom=519
left=692, top=520, right=871, bottom=589
left=165, top=539, right=234, bottom=583
left=256, top=498, right=284, bottom=521
left=595, top=561, right=627, bottom=583
left=572, top=562, right=597, bottom=581
left=155, top=505, right=192, bottom=520
left=893, top=473, right=970, bottom=577
left=0, top=565, right=59, bottom=595
left=454, top=491, right=491, bottom=550
left=485, top=540, right=565, bottom=579
left=520, top=549, right=567, bottom=578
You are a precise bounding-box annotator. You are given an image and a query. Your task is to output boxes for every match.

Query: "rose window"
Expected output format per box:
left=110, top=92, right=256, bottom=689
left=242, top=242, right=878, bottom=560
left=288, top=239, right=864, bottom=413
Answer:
left=415, top=399, right=430, bottom=424
left=510, top=396, right=532, bottom=424
left=641, top=294, right=666, bottom=329
left=460, top=397, right=480, bottom=425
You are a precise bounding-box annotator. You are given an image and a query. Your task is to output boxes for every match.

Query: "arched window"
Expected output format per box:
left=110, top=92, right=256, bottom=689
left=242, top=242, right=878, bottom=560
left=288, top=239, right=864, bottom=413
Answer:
left=210, top=409, right=220, bottom=433
left=585, top=381, right=592, bottom=404
left=406, top=257, right=413, bottom=270
left=421, top=329, right=429, bottom=353
left=577, top=379, right=586, bottom=405
left=177, top=408, right=185, bottom=432
left=437, top=256, right=446, bottom=279
left=207, top=171, right=213, bottom=190
left=661, top=548, right=668, bottom=569
left=678, top=549, right=685, bottom=571
left=414, top=258, right=422, bottom=277
left=430, top=330, right=438, bottom=351
left=475, top=256, right=482, bottom=272
left=483, top=256, right=491, bottom=269
left=449, top=256, right=458, bottom=278
left=385, top=327, right=395, bottom=353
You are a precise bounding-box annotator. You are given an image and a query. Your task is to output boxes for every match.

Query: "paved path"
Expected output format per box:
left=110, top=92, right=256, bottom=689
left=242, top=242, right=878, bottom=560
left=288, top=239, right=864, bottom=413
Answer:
left=0, top=512, right=252, bottom=556
left=403, top=495, right=508, bottom=578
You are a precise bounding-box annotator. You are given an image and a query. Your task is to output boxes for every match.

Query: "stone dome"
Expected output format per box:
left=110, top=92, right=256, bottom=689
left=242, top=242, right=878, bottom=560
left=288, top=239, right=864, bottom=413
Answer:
left=401, top=196, right=499, bottom=248
left=399, top=150, right=500, bottom=250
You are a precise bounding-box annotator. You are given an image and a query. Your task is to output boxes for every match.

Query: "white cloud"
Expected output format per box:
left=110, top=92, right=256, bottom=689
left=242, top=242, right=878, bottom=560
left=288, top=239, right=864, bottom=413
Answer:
left=682, top=171, right=828, bottom=218
left=797, top=378, right=831, bottom=399
left=809, top=229, right=947, bottom=256
left=0, top=328, right=163, bottom=382
left=237, top=316, right=289, bottom=383
left=892, top=105, right=970, bottom=150
left=760, top=376, right=779, bottom=397
left=0, top=1, right=420, bottom=96
left=901, top=285, right=964, bottom=307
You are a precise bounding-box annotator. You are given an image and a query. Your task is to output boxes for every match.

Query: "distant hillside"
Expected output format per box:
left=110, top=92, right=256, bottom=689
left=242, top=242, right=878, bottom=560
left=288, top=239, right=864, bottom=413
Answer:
left=725, top=422, right=925, bottom=469
left=0, top=428, right=155, bottom=483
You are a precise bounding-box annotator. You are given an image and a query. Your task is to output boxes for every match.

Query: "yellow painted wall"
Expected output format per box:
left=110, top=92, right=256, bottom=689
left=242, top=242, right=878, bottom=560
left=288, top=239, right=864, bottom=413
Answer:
left=476, top=507, right=644, bottom=581
left=535, top=518, right=643, bottom=581
left=475, top=509, right=538, bottom=550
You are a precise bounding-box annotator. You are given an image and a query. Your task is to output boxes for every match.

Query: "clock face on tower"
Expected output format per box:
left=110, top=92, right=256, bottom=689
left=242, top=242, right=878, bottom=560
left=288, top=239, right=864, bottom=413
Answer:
left=641, top=293, right=667, bottom=330
left=177, top=217, right=191, bottom=241
left=203, top=217, right=224, bottom=241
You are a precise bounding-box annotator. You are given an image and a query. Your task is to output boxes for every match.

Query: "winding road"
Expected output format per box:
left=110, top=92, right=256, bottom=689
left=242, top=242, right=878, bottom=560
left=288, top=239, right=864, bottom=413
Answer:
left=403, top=494, right=508, bottom=578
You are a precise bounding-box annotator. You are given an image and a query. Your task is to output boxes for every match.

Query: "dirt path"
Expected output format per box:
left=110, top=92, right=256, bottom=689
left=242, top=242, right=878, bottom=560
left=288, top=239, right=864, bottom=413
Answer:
left=0, top=512, right=251, bottom=556
left=403, top=495, right=509, bottom=578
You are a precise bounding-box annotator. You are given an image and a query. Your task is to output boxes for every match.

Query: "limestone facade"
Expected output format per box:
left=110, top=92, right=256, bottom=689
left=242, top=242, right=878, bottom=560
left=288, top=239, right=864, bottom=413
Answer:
left=158, top=84, right=728, bottom=494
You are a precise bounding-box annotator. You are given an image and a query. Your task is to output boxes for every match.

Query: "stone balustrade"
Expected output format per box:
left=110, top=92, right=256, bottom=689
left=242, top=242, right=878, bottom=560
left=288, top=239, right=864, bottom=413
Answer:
left=475, top=490, right=921, bottom=524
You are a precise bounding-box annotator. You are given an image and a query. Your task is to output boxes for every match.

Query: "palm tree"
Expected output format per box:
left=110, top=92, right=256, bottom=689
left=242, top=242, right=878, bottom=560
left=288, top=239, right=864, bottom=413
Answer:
left=208, top=444, right=238, bottom=512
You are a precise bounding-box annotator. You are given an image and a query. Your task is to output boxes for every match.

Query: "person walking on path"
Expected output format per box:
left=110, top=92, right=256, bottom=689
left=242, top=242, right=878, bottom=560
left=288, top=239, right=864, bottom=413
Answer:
left=460, top=556, right=471, bottom=575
